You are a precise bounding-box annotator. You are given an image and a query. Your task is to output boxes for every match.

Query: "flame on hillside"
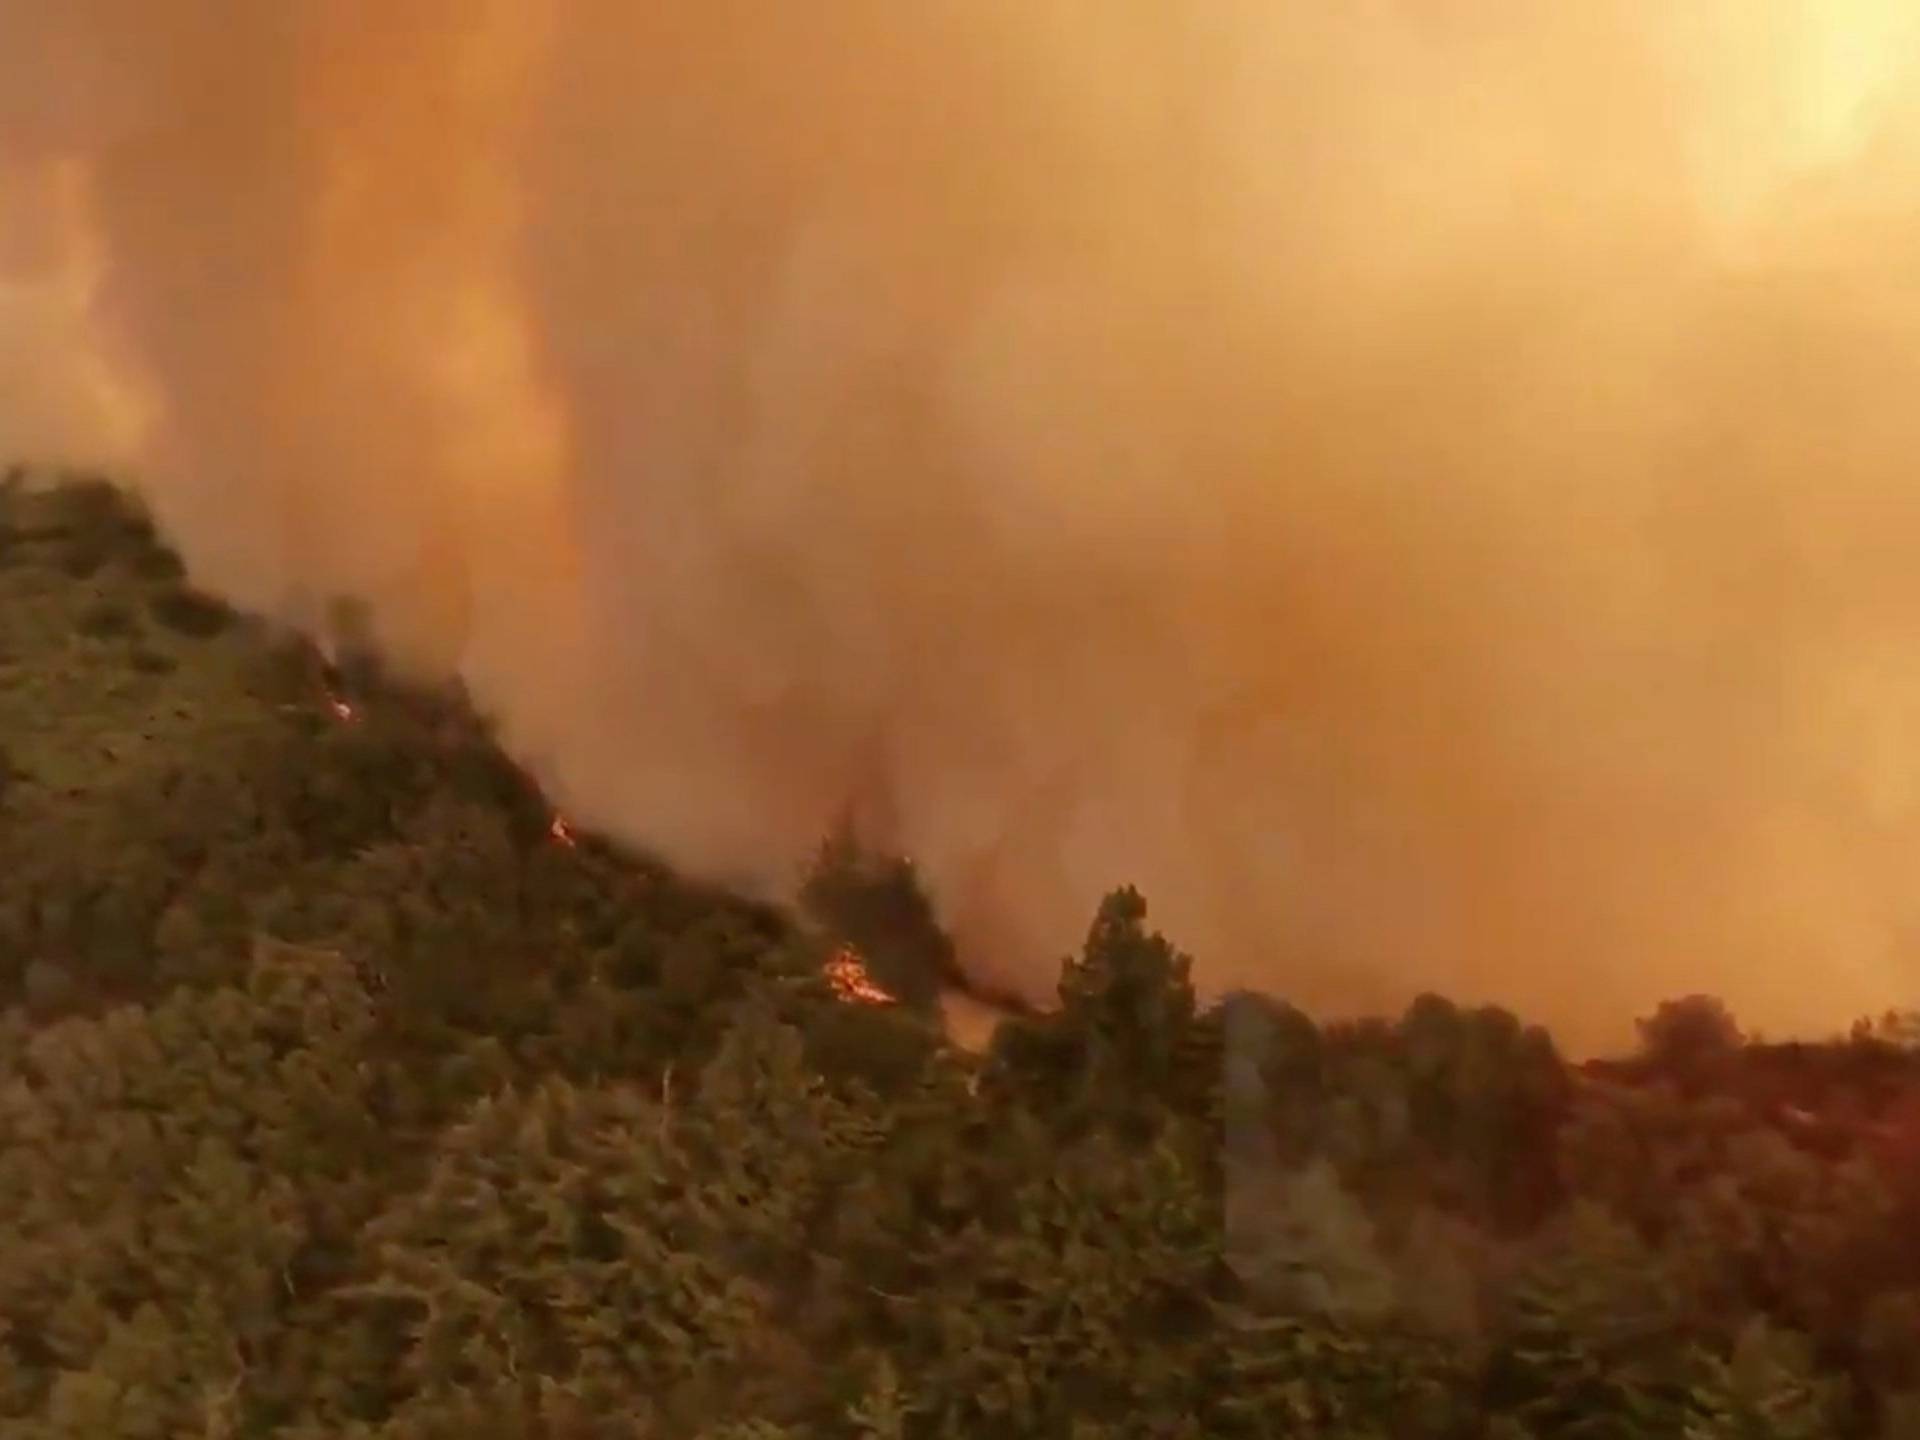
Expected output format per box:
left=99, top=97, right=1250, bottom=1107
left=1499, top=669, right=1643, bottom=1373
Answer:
left=549, top=814, right=577, bottom=848
left=328, top=697, right=356, bottom=722
left=825, top=946, right=898, bottom=1007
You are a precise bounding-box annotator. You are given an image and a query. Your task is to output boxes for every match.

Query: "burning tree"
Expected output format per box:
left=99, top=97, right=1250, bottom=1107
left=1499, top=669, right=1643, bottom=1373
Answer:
left=798, top=819, right=954, bottom=1013
left=823, top=945, right=898, bottom=1007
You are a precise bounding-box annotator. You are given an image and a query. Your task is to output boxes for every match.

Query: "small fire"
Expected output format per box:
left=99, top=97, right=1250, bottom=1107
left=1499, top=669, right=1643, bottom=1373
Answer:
left=549, top=814, right=577, bottom=848
left=824, top=945, right=898, bottom=1007
left=327, top=696, right=356, bottom=722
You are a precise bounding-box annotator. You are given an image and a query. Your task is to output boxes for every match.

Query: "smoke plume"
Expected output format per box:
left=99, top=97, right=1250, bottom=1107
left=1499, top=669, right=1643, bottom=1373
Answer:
left=7, top=1, right=1920, bottom=1052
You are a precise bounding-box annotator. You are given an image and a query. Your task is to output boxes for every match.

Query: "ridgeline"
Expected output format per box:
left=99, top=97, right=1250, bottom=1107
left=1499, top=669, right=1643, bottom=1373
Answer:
left=2, top=472, right=1919, bottom=1438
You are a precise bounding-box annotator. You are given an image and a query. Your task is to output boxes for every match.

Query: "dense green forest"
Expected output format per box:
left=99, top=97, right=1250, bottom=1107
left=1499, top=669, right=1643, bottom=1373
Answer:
left=1, top=471, right=1918, bottom=1437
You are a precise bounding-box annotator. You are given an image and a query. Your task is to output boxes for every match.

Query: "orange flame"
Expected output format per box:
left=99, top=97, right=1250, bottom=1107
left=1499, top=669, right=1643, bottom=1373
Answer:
left=549, top=814, right=577, bottom=848
left=824, top=945, right=898, bottom=1007
left=328, top=696, right=357, bottom=722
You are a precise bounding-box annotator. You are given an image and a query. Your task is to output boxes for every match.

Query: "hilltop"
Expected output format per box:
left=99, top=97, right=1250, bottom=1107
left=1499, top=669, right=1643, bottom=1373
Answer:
left=3, top=472, right=1920, bottom=1437
left=0, top=471, right=944, bottom=1041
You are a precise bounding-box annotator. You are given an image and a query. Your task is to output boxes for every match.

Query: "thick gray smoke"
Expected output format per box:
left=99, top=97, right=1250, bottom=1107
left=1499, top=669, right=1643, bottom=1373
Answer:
left=7, top=1, right=1920, bottom=1052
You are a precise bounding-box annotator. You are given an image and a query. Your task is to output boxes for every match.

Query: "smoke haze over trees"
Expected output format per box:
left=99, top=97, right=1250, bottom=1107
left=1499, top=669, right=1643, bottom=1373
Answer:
left=7, top=5, right=1920, bottom=1047
left=2, top=478, right=1920, bottom=1433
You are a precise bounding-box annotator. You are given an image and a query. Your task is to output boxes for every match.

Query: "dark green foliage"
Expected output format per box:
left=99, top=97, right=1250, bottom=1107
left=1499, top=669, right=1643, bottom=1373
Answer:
left=21, top=959, right=76, bottom=1019
left=130, top=543, right=186, bottom=582
left=0, top=475, right=162, bottom=575
left=23, top=473, right=126, bottom=538
left=149, top=583, right=234, bottom=636
left=61, top=537, right=108, bottom=577
left=1, top=474, right=1917, bottom=1437
left=242, top=633, right=327, bottom=705
left=1486, top=1201, right=1697, bottom=1436
left=1214, top=1307, right=1471, bottom=1438
left=0, top=943, right=386, bottom=1434
left=800, top=822, right=956, bottom=1012
left=75, top=598, right=135, bottom=638
left=603, top=916, right=666, bottom=987
left=1641, top=994, right=1746, bottom=1074
left=800, top=999, right=942, bottom=1094
left=985, top=887, right=1212, bottom=1143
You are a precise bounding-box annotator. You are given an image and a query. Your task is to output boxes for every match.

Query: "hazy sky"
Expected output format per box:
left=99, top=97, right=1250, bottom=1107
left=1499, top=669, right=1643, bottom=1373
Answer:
left=6, top=1, right=1920, bottom=1052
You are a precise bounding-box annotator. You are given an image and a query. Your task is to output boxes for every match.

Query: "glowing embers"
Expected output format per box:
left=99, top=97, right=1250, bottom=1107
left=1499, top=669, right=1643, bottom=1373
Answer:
left=824, top=945, right=898, bottom=1007
left=318, top=683, right=577, bottom=854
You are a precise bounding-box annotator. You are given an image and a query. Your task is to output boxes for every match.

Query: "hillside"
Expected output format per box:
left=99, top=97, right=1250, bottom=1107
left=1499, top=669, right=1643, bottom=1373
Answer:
left=2, top=472, right=1920, bottom=1438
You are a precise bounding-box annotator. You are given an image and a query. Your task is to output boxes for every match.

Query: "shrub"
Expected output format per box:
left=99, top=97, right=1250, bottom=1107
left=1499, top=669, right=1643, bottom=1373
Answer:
left=241, top=635, right=319, bottom=705
left=605, top=919, right=665, bottom=988
left=1638, top=994, right=1743, bottom=1076
left=22, top=958, right=76, bottom=1018
left=61, top=540, right=108, bottom=577
left=77, top=599, right=135, bottom=638
left=132, top=544, right=186, bottom=582
left=150, top=585, right=233, bottom=637
left=661, top=932, right=723, bottom=1006
left=799, top=825, right=956, bottom=1012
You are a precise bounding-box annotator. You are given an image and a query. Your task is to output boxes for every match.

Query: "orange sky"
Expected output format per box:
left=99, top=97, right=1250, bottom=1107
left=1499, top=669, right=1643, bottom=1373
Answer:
left=6, top=2, right=1920, bottom=1053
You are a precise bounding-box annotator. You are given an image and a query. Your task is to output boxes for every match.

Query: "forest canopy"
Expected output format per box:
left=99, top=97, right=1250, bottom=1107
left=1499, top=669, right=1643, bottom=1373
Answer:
left=1, top=474, right=1918, bottom=1437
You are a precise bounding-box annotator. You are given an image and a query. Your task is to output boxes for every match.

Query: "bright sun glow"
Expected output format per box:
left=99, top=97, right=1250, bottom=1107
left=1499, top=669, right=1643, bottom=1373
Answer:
left=1794, top=0, right=1915, bottom=160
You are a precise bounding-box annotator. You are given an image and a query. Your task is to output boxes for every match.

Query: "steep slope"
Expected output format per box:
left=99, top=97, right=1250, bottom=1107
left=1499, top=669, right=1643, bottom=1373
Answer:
left=0, top=470, right=1000, bottom=1051
left=0, top=474, right=885, bottom=1029
left=4, top=473, right=1920, bottom=1437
